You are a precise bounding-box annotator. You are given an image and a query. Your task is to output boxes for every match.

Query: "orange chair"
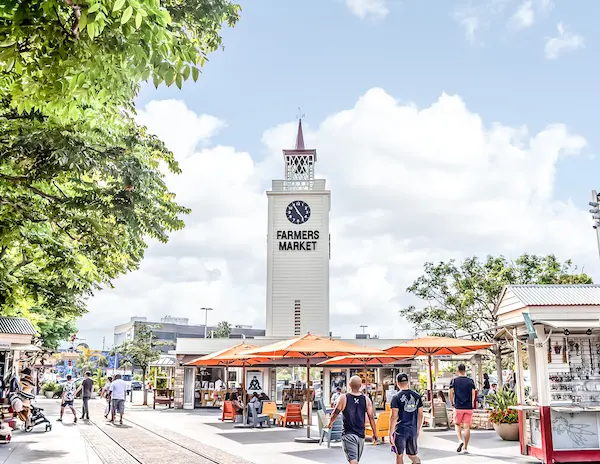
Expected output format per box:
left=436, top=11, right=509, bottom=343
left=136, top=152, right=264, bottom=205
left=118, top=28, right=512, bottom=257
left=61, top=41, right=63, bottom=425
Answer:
left=278, top=403, right=304, bottom=427
left=366, top=411, right=390, bottom=443
left=221, top=400, right=235, bottom=422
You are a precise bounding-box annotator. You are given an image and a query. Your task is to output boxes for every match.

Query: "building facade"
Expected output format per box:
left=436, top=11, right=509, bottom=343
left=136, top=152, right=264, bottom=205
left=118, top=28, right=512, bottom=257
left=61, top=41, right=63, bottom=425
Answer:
left=266, top=120, right=331, bottom=337
left=113, top=316, right=265, bottom=353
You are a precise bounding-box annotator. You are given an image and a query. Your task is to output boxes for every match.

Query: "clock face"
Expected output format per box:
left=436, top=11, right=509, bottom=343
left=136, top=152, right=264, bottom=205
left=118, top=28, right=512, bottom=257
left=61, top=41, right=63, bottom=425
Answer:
left=286, top=201, right=311, bottom=224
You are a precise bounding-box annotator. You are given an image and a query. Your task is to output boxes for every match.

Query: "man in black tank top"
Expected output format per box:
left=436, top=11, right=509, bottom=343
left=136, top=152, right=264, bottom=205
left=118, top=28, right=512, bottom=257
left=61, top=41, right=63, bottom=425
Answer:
left=327, top=375, right=377, bottom=463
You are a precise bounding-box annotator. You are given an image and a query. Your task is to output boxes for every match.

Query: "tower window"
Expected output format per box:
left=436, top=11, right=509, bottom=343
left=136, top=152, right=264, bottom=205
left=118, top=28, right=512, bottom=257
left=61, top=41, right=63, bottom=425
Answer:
left=294, top=300, right=301, bottom=335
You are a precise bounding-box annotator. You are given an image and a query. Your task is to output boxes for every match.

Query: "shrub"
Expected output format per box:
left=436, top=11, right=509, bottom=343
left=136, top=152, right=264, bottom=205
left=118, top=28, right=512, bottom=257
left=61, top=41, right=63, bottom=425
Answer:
left=41, top=381, right=57, bottom=393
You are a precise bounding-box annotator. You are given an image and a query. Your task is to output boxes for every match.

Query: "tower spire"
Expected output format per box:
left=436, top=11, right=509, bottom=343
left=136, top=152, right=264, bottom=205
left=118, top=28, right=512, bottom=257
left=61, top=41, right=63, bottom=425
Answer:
left=295, top=107, right=305, bottom=150
left=295, top=118, right=305, bottom=150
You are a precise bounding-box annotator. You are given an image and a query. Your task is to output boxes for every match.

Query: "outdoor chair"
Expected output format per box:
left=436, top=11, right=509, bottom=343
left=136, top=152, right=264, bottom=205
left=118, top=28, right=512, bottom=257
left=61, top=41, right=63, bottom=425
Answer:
left=248, top=404, right=271, bottom=428
left=423, top=401, right=449, bottom=429
left=317, top=410, right=342, bottom=447
left=365, top=410, right=390, bottom=442
left=278, top=402, right=304, bottom=427
left=261, top=401, right=279, bottom=425
left=222, top=401, right=236, bottom=422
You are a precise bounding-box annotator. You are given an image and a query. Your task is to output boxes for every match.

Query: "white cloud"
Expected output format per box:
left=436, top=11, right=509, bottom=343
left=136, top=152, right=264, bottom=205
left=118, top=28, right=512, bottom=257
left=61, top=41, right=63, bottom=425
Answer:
left=344, top=0, right=390, bottom=20
left=545, top=22, right=585, bottom=60
left=509, top=0, right=535, bottom=29
left=79, top=89, right=597, bottom=348
left=452, top=0, right=510, bottom=44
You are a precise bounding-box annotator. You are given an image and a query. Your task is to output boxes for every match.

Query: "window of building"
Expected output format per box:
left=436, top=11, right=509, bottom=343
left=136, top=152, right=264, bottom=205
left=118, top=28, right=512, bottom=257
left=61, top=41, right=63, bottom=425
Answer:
left=294, top=300, right=301, bottom=335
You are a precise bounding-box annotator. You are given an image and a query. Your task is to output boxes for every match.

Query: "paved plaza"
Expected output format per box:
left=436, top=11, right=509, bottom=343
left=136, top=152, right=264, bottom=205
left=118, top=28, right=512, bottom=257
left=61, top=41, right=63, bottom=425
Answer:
left=0, top=395, right=542, bottom=463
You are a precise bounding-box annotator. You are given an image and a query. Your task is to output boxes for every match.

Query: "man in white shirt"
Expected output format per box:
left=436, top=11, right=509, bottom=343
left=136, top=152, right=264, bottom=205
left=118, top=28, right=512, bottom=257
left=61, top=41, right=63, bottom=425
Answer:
left=57, top=375, right=77, bottom=423
left=109, top=374, right=127, bottom=425
left=215, top=377, right=224, bottom=390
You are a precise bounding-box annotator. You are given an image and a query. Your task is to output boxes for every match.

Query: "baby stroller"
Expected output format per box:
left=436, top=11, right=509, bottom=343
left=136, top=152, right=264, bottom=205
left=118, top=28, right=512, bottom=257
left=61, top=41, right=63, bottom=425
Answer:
left=23, top=402, right=52, bottom=433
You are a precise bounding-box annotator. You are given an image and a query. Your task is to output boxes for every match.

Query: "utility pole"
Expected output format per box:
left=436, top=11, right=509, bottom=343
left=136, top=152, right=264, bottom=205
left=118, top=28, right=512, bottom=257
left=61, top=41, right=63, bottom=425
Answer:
left=102, top=336, right=105, bottom=351
left=200, top=307, right=213, bottom=338
left=589, top=190, right=600, bottom=259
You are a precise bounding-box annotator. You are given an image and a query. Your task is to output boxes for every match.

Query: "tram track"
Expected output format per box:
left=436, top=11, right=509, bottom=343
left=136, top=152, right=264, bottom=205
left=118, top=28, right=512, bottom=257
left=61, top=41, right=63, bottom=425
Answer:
left=78, top=403, right=251, bottom=464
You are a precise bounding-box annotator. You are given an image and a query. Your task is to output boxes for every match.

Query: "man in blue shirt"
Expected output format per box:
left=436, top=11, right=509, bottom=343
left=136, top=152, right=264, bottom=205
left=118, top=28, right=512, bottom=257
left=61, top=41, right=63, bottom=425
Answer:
left=449, top=364, right=476, bottom=453
left=389, top=373, right=423, bottom=464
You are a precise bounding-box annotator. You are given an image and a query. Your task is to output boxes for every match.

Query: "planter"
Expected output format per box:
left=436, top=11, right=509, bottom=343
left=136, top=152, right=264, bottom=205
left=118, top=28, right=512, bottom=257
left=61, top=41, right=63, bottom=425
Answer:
left=493, top=422, right=519, bottom=441
left=44, top=391, right=54, bottom=399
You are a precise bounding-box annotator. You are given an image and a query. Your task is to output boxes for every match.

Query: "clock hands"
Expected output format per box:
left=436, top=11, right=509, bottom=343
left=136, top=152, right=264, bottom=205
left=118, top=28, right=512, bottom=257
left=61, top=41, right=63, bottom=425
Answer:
left=293, top=203, right=303, bottom=218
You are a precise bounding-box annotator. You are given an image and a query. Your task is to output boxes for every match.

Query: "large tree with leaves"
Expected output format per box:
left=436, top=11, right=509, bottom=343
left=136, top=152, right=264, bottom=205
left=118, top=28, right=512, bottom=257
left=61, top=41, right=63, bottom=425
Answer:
left=117, top=323, right=161, bottom=405
left=0, top=0, right=240, bottom=347
left=401, top=254, right=592, bottom=385
left=213, top=320, right=231, bottom=338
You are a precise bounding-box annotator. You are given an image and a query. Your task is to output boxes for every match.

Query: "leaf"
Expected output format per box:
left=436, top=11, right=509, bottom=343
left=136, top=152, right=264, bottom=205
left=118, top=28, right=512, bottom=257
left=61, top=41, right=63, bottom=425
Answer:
left=175, top=73, right=182, bottom=89
left=153, top=74, right=161, bottom=88
left=121, top=5, right=133, bottom=24
left=113, top=0, right=126, bottom=12
left=77, top=72, right=86, bottom=87
left=182, top=65, right=190, bottom=80
left=79, top=11, right=88, bottom=30
left=135, top=11, right=143, bottom=29
left=165, top=69, right=175, bottom=86
left=191, top=66, right=199, bottom=82
left=87, top=3, right=101, bottom=13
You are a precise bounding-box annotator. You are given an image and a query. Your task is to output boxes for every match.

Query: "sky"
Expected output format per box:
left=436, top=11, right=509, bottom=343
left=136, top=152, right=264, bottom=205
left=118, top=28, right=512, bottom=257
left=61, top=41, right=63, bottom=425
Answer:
left=78, top=0, right=600, bottom=349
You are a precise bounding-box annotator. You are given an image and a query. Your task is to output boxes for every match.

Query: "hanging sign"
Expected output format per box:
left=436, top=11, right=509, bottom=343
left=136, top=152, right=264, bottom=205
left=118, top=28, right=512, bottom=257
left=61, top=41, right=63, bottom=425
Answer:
left=0, top=341, right=10, bottom=351
left=522, top=313, right=537, bottom=340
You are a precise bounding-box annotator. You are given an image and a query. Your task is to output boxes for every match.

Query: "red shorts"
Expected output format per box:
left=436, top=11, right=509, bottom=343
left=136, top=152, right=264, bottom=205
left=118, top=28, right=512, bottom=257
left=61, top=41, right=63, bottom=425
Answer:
left=454, top=409, right=473, bottom=425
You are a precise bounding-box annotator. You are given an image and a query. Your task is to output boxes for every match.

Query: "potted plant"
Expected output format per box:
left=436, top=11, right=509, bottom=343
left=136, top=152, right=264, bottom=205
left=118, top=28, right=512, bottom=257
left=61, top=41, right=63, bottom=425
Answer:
left=53, top=383, right=64, bottom=399
left=41, top=381, right=57, bottom=399
left=488, top=388, right=519, bottom=441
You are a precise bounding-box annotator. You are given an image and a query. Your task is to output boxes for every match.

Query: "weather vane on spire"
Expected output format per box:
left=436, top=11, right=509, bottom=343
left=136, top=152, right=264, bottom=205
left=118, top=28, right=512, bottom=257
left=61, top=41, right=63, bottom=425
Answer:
left=296, top=107, right=305, bottom=121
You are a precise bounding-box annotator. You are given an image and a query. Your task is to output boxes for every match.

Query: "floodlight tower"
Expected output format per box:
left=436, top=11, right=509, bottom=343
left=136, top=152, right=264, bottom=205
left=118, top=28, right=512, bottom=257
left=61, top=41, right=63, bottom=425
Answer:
left=588, top=190, right=600, bottom=259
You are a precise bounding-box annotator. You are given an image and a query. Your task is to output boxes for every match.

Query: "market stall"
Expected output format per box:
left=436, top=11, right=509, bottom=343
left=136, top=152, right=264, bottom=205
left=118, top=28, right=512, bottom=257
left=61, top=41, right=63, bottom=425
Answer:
left=496, top=284, right=600, bottom=464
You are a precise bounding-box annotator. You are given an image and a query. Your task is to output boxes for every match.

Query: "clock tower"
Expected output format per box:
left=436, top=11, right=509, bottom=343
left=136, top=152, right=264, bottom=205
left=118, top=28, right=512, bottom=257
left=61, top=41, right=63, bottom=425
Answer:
left=265, top=119, right=331, bottom=337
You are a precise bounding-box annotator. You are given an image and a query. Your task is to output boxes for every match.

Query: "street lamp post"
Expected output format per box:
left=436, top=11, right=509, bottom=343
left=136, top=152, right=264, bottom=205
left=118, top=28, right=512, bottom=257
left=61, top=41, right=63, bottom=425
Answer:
left=589, top=190, right=600, bottom=259
left=360, top=325, right=368, bottom=335
left=200, top=307, right=213, bottom=338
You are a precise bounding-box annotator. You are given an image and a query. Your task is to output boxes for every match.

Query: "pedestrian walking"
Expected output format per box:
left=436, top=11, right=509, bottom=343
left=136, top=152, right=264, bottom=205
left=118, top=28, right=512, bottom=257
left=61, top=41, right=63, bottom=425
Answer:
left=57, top=374, right=77, bottom=423
left=327, top=375, right=377, bottom=464
left=109, top=374, right=127, bottom=425
left=449, top=364, right=476, bottom=453
left=102, top=376, right=113, bottom=418
left=77, top=371, right=94, bottom=420
left=389, top=373, right=423, bottom=464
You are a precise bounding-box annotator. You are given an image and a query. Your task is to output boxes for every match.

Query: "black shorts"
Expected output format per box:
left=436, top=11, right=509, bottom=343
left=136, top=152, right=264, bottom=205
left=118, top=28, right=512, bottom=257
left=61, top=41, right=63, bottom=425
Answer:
left=393, top=432, right=418, bottom=456
left=61, top=400, right=74, bottom=407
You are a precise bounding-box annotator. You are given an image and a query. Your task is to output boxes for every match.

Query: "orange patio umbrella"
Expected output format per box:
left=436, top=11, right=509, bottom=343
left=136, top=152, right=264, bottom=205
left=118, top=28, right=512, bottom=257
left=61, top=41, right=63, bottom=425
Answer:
left=386, top=336, right=493, bottom=428
left=243, top=333, right=384, bottom=442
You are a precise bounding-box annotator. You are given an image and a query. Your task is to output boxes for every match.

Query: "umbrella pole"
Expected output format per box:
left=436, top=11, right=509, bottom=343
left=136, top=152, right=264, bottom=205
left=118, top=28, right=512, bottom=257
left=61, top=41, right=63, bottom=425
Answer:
left=306, top=358, right=311, bottom=438
left=225, top=366, right=229, bottom=397
left=428, top=355, right=436, bottom=428
left=242, top=363, right=247, bottom=425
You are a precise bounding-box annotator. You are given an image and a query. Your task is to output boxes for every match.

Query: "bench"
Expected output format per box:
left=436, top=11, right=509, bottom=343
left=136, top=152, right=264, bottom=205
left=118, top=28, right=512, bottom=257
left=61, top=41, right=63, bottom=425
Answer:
left=153, top=388, right=174, bottom=409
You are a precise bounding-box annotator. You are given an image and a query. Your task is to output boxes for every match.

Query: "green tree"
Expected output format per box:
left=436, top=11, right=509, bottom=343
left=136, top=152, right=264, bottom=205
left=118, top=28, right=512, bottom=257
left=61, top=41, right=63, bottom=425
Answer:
left=118, top=323, right=160, bottom=405
left=0, top=0, right=240, bottom=124
left=76, top=347, right=108, bottom=373
left=401, top=254, right=592, bottom=386
left=213, top=321, right=231, bottom=338
left=0, top=0, right=240, bottom=347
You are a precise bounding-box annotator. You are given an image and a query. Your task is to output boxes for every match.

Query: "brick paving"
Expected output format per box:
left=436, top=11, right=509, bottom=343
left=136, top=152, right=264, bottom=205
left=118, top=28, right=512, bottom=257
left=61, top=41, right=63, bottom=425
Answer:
left=0, top=395, right=543, bottom=464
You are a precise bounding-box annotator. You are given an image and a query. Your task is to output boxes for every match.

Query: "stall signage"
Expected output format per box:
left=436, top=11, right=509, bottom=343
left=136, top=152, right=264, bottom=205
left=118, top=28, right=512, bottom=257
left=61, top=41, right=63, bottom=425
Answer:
left=522, top=313, right=537, bottom=340
left=0, top=341, right=11, bottom=351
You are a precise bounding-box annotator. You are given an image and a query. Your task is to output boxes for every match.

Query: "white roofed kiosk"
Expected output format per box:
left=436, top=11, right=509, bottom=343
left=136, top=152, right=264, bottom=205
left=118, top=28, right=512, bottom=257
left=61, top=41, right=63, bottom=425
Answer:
left=496, top=285, right=600, bottom=464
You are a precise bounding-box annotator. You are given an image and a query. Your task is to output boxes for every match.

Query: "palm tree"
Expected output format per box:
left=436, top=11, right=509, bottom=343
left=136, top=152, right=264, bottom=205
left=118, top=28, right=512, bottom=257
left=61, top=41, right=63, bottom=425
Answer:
left=75, top=347, right=108, bottom=374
